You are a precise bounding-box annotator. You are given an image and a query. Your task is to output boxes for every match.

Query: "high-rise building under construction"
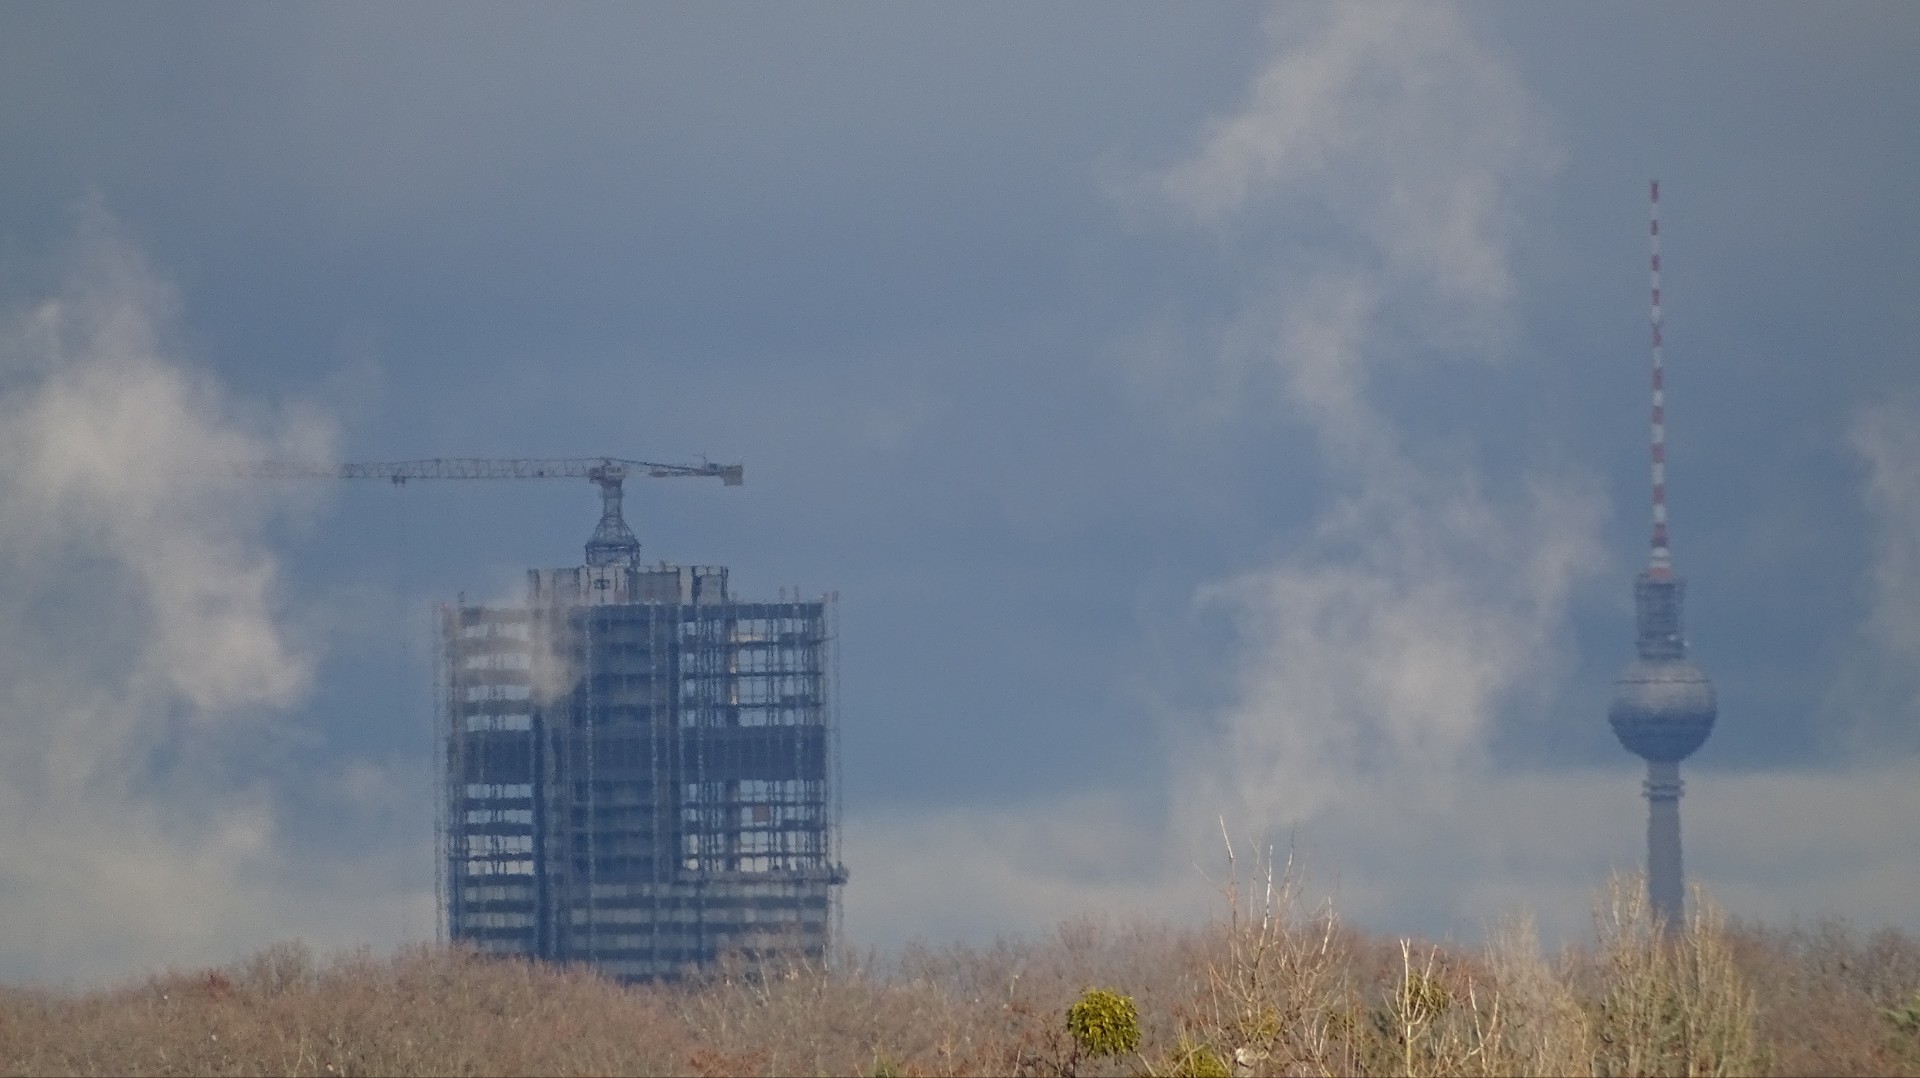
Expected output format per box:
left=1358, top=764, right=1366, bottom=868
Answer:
left=437, top=461, right=845, bottom=980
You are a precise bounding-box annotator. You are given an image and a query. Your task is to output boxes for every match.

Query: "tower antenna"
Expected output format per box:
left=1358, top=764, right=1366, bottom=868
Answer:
left=1649, top=179, right=1672, bottom=578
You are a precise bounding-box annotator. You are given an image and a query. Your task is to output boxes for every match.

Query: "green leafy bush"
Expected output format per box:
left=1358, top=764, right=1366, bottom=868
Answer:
left=1066, top=987, right=1141, bottom=1059
left=1162, top=1035, right=1232, bottom=1078
left=1889, top=990, right=1920, bottom=1036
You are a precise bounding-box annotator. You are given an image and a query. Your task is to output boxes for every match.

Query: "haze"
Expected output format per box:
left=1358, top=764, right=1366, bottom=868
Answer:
left=1, top=3, right=1916, bottom=983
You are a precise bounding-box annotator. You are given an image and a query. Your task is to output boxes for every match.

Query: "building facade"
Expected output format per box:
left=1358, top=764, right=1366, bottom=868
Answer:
left=440, top=561, right=844, bottom=980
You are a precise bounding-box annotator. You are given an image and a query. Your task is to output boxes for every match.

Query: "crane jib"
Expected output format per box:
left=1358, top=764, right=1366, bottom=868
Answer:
left=223, top=455, right=742, bottom=569
left=226, top=457, right=743, bottom=486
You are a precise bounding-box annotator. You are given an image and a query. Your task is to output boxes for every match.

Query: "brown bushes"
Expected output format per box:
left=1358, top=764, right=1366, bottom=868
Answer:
left=0, top=873, right=1914, bottom=1077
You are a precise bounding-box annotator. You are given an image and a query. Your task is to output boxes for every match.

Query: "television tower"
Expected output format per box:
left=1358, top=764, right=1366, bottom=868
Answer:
left=1608, top=180, right=1717, bottom=932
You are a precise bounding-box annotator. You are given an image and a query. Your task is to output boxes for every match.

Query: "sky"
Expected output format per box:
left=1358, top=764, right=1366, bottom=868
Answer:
left=2, top=2, right=1917, bottom=984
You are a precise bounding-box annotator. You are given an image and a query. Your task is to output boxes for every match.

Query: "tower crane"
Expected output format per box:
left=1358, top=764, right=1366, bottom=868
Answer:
left=229, top=456, right=743, bottom=567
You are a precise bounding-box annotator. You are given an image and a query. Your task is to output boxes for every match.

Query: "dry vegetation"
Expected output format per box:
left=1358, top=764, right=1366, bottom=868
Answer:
left=3, top=868, right=1917, bottom=1077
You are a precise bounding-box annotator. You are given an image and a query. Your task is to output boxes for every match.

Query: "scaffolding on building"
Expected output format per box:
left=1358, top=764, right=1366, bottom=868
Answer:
left=441, top=562, right=846, bottom=981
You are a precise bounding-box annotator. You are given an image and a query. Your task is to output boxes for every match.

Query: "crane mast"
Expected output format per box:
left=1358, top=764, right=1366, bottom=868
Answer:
left=229, top=456, right=743, bottom=568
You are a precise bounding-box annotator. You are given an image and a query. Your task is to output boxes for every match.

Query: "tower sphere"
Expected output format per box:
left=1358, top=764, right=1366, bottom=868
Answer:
left=1609, top=657, right=1716, bottom=762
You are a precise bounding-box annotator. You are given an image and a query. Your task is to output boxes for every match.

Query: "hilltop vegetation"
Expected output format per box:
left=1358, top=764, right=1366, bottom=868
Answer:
left=2, top=874, right=1917, bottom=1077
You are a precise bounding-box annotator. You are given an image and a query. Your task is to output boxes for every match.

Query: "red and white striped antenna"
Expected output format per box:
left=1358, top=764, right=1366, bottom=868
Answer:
left=1648, top=179, right=1672, bottom=579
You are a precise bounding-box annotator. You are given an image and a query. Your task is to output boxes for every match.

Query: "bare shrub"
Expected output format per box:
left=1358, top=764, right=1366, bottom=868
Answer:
left=0, top=943, right=693, bottom=1077
left=1720, top=915, right=1920, bottom=1077
left=1582, top=874, right=1764, bottom=1077
left=1, top=876, right=1916, bottom=1077
left=1478, top=916, right=1592, bottom=1076
left=1176, top=830, right=1344, bottom=1076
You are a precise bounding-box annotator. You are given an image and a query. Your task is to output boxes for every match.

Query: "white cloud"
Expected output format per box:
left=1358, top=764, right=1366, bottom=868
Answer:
left=0, top=210, right=429, bottom=983
left=1807, top=401, right=1920, bottom=761
left=1180, top=476, right=1603, bottom=836
left=1159, top=5, right=1557, bottom=317
left=1143, top=4, right=1601, bottom=901
left=1852, top=402, right=1920, bottom=680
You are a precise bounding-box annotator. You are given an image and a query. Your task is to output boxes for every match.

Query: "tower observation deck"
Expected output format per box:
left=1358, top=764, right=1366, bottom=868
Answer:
left=1608, top=181, right=1717, bottom=931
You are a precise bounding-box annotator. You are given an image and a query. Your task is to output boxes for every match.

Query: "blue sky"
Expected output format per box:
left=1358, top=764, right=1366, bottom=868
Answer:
left=2, top=3, right=1917, bottom=982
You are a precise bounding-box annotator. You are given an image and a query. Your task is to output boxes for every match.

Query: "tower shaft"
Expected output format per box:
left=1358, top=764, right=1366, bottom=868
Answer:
left=1644, top=759, right=1685, bottom=929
